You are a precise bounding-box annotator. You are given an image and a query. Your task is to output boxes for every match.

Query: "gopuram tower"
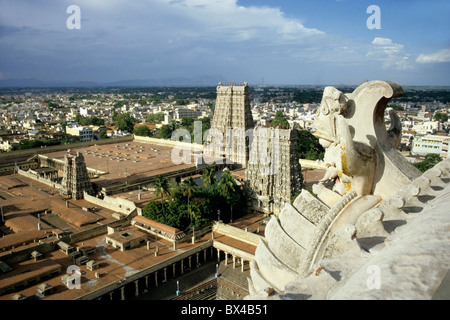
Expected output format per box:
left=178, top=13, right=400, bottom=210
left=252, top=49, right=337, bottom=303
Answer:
left=246, top=125, right=303, bottom=215
left=204, top=82, right=254, bottom=168
left=60, top=150, right=94, bottom=200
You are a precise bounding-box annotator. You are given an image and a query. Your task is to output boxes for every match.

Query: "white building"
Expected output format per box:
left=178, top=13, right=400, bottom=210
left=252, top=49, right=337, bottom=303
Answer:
left=66, top=126, right=94, bottom=142
left=412, top=121, right=441, bottom=135
left=412, top=134, right=449, bottom=158
left=79, top=107, right=93, bottom=117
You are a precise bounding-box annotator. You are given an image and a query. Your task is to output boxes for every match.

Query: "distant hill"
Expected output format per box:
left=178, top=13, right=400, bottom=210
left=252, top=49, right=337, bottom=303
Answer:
left=0, top=75, right=227, bottom=88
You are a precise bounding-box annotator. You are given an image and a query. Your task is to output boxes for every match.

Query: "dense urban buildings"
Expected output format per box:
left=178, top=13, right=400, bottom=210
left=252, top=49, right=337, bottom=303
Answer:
left=0, top=83, right=449, bottom=301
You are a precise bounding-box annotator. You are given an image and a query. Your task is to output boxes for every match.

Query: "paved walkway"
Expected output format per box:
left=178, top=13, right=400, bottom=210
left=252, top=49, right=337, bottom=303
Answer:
left=130, top=260, right=218, bottom=300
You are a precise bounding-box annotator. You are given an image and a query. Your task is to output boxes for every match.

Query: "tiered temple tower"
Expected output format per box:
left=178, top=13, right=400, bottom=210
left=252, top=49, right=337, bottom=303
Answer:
left=60, top=150, right=94, bottom=200
left=246, top=125, right=303, bottom=215
left=205, top=82, right=254, bottom=167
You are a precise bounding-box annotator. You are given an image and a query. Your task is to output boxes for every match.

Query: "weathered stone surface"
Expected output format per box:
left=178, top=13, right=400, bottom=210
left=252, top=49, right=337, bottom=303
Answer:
left=253, top=239, right=299, bottom=292
left=278, top=203, right=316, bottom=250
left=292, top=189, right=329, bottom=225
left=265, top=216, right=306, bottom=273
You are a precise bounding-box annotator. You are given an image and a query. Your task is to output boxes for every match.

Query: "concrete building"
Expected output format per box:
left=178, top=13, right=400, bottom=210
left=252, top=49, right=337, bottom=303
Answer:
left=173, top=108, right=202, bottom=120
left=105, top=227, right=147, bottom=251
left=66, top=126, right=94, bottom=142
left=412, top=134, right=449, bottom=158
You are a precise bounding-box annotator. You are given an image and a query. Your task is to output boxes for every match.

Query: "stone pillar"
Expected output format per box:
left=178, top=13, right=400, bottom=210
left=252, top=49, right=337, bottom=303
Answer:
left=155, top=272, right=158, bottom=287
left=109, top=292, right=113, bottom=300
left=196, top=253, right=199, bottom=267
left=173, top=264, right=176, bottom=278
left=164, top=268, right=167, bottom=282
left=204, top=249, right=207, bottom=262
left=120, top=286, right=125, bottom=300
left=188, top=256, right=192, bottom=270
left=225, top=253, right=228, bottom=265
left=217, top=249, right=221, bottom=263
left=233, top=255, right=236, bottom=269
left=241, top=260, right=245, bottom=272
left=181, top=259, right=184, bottom=274
left=145, top=276, right=149, bottom=289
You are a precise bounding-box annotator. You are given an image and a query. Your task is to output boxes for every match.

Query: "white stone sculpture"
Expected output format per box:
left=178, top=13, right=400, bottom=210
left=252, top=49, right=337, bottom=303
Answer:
left=246, top=81, right=449, bottom=300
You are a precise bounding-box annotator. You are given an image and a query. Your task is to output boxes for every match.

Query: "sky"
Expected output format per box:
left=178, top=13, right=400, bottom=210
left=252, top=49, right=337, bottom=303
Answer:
left=0, top=0, right=449, bottom=86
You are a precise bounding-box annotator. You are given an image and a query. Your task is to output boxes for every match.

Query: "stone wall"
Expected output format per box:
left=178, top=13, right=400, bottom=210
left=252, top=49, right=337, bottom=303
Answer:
left=83, top=192, right=138, bottom=215
left=213, top=221, right=263, bottom=247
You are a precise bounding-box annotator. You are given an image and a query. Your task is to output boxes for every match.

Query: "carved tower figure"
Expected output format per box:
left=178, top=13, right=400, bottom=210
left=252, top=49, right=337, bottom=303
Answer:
left=60, top=150, right=94, bottom=200
left=246, top=125, right=303, bottom=215
left=204, top=82, right=254, bottom=167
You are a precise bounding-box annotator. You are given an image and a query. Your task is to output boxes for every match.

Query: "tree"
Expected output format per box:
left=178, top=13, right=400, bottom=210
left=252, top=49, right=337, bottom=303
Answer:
left=147, top=112, right=164, bottom=124
left=113, top=112, right=136, bottom=132
left=153, top=175, right=170, bottom=214
left=434, top=113, right=448, bottom=122
left=414, top=153, right=442, bottom=172
left=296, top=130, right=325, bottom=160
left=217, top=171, right=237, bottom=222
left=201, top=165, right=216, bottom=189
left=134, top=125, right=151, bottom=137
left=181, top=177, right=197, bottom=225
left=270, top=111, right=289, bottom=128
left=159, top=123, right=176, bottom=139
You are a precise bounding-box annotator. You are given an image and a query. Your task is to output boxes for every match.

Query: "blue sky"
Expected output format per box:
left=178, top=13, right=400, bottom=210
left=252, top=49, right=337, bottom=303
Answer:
left=0, top=0, right=449, bottom=86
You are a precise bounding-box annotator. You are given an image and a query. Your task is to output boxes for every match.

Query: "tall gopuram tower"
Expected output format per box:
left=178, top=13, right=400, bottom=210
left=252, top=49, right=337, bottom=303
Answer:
left=204, top=82, right=254, bottom=168
left=246, top=125, right=303, bottom=216
left=60, top=150, right=94, bottom=200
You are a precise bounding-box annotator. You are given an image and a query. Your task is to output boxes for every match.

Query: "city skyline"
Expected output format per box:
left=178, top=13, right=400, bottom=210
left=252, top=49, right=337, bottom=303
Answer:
left=0, top=0, right=449, bottom=86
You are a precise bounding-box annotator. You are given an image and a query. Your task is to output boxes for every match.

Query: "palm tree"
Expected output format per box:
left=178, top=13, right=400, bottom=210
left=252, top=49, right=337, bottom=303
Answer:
left=153, top=175, right=170, bottom=214
left=181, top=177, right=197, bottom=223
left=201, top=165, right=216, bottom=189
left=217, top=171, right=236, bottom=222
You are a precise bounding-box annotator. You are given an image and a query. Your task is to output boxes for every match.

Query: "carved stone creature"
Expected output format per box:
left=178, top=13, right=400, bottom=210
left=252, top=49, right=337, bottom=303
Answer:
left=246, top=81, right=429, bottom=298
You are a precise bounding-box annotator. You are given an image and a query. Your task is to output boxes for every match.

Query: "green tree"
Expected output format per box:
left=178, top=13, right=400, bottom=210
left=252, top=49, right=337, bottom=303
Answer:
left=159, top=123, right=176, bottom=139
left=99, top=130, right=108, bottom=139
left=414, top=153, right=443, bottom=172
left=217, top=171, right=237, bottom=222
left=147, top=112, right=165, bottom=124
left=270, top=111, right=290, bottom=128
left=201, top=165, right=216, bottom=189
left=153, top=175, right=170, bottom=214
left=113, top=112, right=136, bottom=132
left=134, top=125, right=151, bottom=137
left=296, top=130, right=325, bottom=160
left=181, top=117, right=194, bottom=128
left=181, top=177, right=197, bottom=225
left=434, top=113, right=449, bottom=122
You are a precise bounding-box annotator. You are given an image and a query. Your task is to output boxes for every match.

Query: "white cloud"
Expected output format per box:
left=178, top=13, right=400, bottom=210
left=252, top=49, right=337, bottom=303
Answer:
left=367, top=37, right=412, bottom=70
left=416, top=49, right=450, bottom=63
left=159, top=0, right=325, bottom=43
left=372, top=37, right=393, bottom=46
